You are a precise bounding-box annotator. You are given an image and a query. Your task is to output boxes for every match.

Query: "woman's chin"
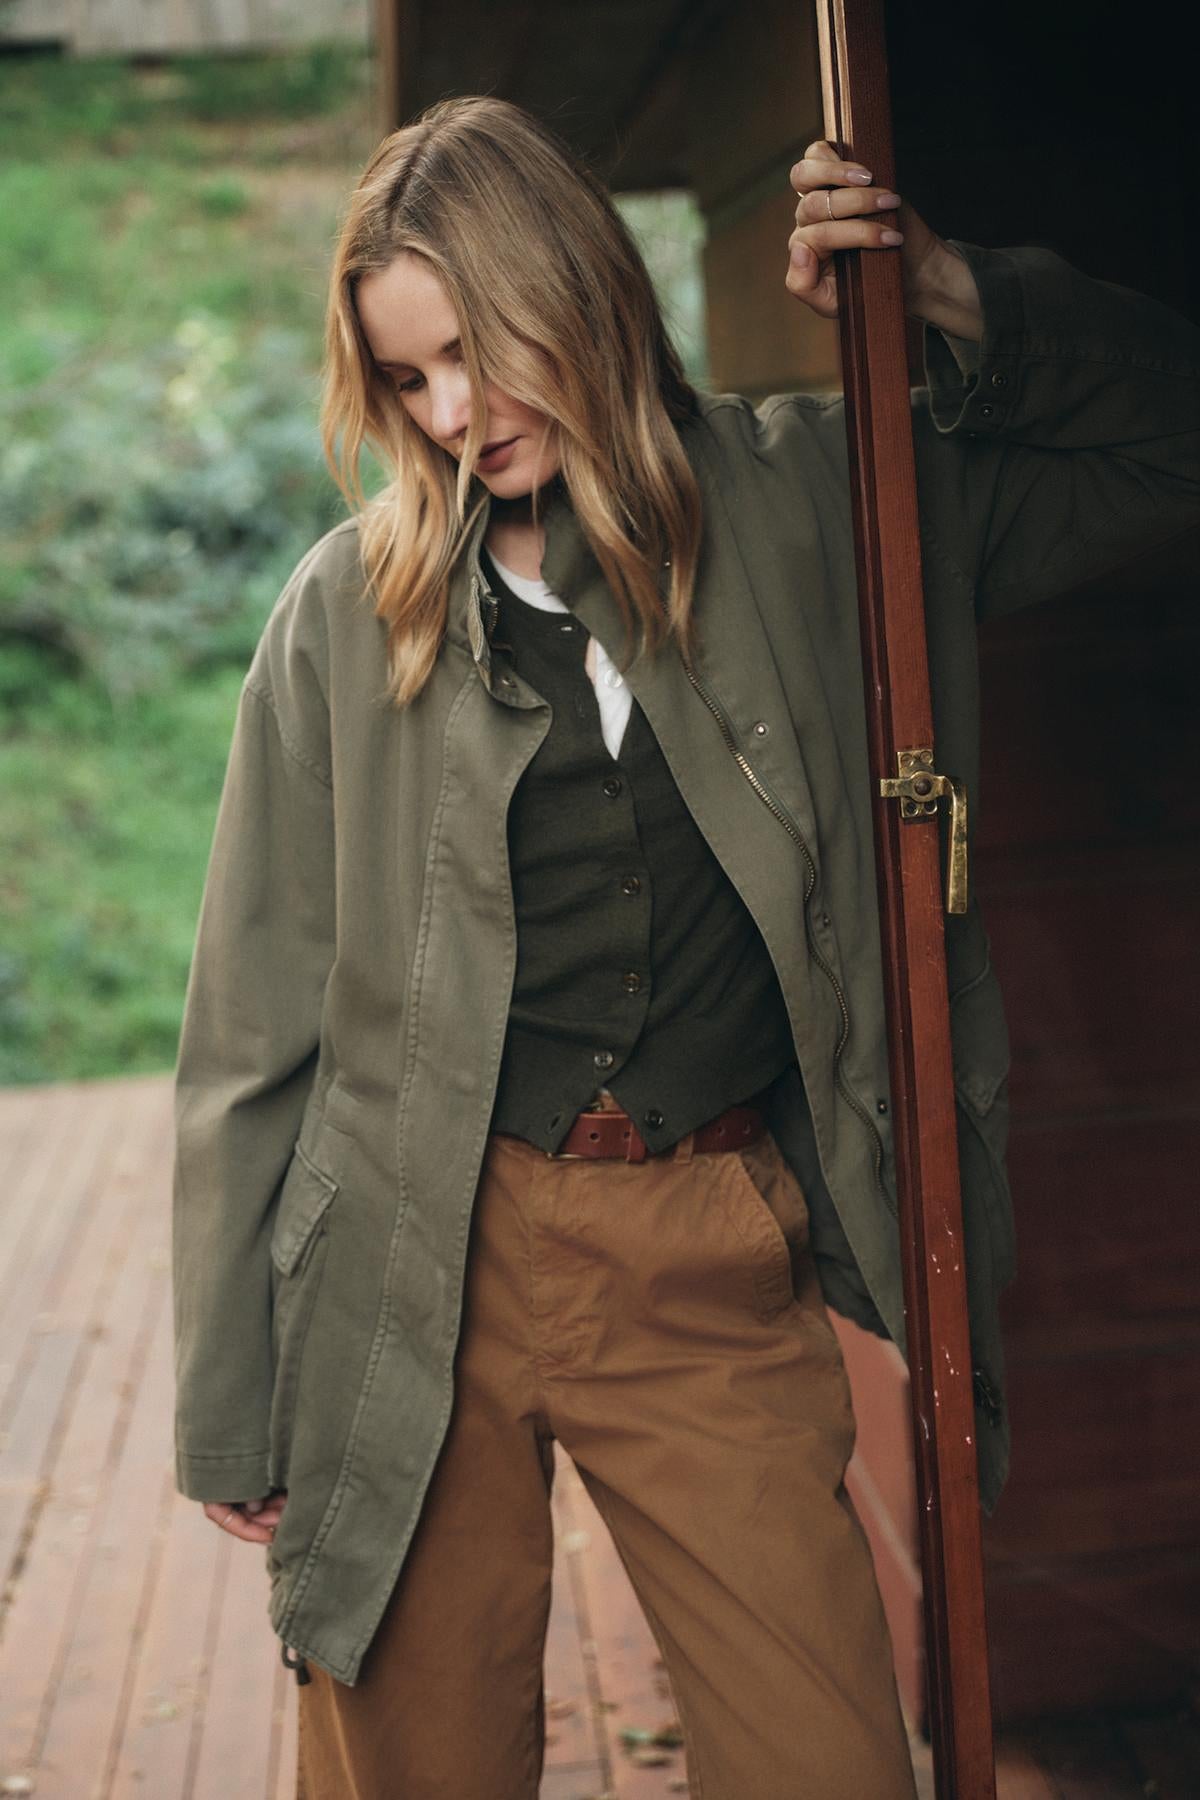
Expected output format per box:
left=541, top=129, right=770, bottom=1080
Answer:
left=479, top=459, right=560, bottom=500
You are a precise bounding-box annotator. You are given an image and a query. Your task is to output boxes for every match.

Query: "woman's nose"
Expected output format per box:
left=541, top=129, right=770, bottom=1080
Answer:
left=428, top=371, right=473, bottom=449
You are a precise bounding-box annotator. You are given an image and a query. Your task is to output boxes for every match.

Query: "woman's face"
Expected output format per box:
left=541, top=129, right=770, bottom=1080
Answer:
left=356, top=252, right=560, bottom=497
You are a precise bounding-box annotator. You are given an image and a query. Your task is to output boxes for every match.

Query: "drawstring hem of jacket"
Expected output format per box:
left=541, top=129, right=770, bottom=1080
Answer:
left=282, top=1641, right=312, bottom=1685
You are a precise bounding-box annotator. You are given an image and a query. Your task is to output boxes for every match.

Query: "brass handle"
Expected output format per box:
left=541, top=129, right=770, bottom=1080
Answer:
left=879, top=748, right=969, bottom=915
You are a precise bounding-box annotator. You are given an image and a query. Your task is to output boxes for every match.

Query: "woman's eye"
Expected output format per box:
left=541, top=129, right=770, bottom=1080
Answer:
left=393, top=374, right=423, bottom=394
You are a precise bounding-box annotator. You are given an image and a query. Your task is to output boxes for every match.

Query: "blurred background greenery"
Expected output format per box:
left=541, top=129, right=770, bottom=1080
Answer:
left=0, top=46, right=706, bottom=1086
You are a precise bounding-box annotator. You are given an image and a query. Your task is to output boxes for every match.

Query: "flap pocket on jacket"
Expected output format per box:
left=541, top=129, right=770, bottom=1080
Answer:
left=271, top=1145, right=339, bottom=1277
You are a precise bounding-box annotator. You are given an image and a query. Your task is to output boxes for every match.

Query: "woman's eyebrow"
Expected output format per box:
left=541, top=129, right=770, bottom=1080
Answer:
left=377, top=337, right=462, bottom=370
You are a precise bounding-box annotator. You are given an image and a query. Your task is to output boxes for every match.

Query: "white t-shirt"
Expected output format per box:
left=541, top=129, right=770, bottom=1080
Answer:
left=488, top=552, right=632, bottom=761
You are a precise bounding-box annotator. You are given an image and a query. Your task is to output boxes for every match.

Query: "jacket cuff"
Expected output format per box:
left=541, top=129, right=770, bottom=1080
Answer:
left=922, top=239, right=1025, bottom=437
left=816, top=1257, right=892, bottom=1339
left=176, top=1445, right=273, bottom=1503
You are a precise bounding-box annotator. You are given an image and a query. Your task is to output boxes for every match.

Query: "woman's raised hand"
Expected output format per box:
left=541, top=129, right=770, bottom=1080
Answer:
left=203, top=1490, right=287, bottom=1544
left=786, top=139, right=981, bottom=340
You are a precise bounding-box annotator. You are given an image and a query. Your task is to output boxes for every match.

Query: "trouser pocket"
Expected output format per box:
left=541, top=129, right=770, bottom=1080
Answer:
left=716, top=1130, right=812, bottom=1323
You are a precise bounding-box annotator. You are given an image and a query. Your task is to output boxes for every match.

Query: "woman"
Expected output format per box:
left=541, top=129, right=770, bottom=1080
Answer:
left=171, top=97, right=1198, bottom=1798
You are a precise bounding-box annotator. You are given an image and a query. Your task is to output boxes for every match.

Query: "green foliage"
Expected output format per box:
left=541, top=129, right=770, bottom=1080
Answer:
left=196, top=176, right=250, bottom=217
left=2, top=316, right=343, bottom=699
left=0, top=42, right=368, bottom=158
left=0, top=668, right=246, bottom=1083
left=0, top=49, right=374, bottom=709
left=619, top=191, right=708, bottom=385
left=0, top=48, right=708, bottom=1086
left=176, top=43, right=366, bottom=123
left=0, top=49, right=376, bottom=1083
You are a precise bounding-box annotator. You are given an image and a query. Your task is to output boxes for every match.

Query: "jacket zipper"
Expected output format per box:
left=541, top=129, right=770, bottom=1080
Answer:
left=680, top=653, right=887, bottom=1191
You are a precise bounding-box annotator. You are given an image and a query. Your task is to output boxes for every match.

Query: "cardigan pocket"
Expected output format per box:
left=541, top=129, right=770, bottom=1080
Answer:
left=268, top=1146, right=339, bottom=1488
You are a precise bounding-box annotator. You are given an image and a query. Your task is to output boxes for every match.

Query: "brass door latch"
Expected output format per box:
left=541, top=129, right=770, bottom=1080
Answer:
left=879, top=748, right=968, bottom=914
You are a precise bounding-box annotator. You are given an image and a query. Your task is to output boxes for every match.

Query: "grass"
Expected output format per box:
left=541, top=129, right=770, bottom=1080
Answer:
left=0, top=48, right=707, bottom=1086
left=1, top=48, right=377, bottom=1082
left=0, top=669, right=244, bottom=1082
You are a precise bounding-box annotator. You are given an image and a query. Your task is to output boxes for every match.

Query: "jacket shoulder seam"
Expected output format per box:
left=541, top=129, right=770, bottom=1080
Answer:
left=242, top=680, right=333, bottom=791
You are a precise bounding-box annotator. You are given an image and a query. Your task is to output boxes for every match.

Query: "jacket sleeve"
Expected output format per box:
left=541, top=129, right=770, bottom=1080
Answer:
left=172, top=567, right=336, bottom=1504
left=913, top=240, right=1200, bottom=619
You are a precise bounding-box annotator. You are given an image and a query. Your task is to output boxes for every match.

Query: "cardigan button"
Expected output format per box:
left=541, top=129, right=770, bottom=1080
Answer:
left=622, top=971, right=643, bottom=994
left=602, top=775, right=623, bottom=799
left=990, top=371, right=1008, bottom=389
left=644, top=1109, right=664, bottom=1130
left=593, top=1049, right=615, bottom=1071
left=621, top=875, right=642, bottom=896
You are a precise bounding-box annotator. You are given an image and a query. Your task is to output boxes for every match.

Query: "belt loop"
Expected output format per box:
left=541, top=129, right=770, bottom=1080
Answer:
left=624, top=1123, right=648, bottom=1164
left=673, top=1129, right=696, bottom=1164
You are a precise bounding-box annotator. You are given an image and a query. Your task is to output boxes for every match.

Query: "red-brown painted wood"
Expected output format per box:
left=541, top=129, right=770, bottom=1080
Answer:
left=814, top=2, right=996, bottom=1793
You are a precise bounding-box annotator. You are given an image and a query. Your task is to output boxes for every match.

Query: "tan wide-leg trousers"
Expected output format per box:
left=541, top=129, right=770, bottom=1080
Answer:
left=297, top=1128, right=916, bottom=1800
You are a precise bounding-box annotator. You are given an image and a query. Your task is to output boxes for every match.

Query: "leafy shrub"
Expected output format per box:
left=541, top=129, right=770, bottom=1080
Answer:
left=196, top=176, right=250, bottom=217
left=1, top=314, right=354, bottom=699
left=177, top=44, right=367, bottom=123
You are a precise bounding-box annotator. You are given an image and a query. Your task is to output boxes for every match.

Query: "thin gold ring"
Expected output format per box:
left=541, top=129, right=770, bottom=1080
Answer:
left=222, top=1506, right=237, bottom=1528
left=825, top=189, right=835, bottom=221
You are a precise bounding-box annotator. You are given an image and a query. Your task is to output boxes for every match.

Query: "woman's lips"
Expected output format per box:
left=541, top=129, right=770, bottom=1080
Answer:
left=477, top=436, right=519, bottom=471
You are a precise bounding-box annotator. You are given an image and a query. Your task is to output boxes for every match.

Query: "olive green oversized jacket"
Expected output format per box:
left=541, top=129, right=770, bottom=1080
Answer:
left=172, top=241, right=1199, bottom=1684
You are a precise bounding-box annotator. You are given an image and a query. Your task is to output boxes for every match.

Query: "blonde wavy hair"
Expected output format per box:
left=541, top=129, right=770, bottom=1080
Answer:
left=322, top=95, right=702, bottom=705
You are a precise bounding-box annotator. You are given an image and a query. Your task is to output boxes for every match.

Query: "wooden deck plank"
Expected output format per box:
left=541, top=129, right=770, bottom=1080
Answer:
left=1, top=1075, right=1195, bottom=1800
left=0, top=1097, right=170, bottom=1778
left=555, top=1460, right=688, bottom=1800
left=0, top=1084, right=174, bottom=1794
left=545, top=1446, right=609, bottom=1777
left=28, top=1228, right=174, bottom=1795
left=0, top=1079, right=80, bottom=1253
left=0, top=1081, right=71, bottom=1236
left=190, top=1526, right=279, bottom=1800
left=107, top=1472, right=220, bottom=1799
left=0, top=1083, right=134, bottom=1511
left=267, top=1643, right=299, bottom=1800
left=540, top=1766, right=619, bottom=1799
left=0, top=1084, right=118, bottom=1387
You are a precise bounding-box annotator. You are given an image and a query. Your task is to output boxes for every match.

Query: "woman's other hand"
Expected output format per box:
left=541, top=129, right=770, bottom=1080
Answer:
left=786, top=139, right=982, bottom=340
left=203, top=1490, right=287, bottom=1544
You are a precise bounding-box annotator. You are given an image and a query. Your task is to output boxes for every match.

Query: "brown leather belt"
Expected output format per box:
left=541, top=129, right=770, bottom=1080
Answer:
left=550, top=1097, right=769, bottom=1164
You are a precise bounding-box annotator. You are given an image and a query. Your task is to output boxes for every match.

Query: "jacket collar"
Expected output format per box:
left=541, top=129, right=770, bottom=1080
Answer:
left=446, top=478, right=599, bottom=691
